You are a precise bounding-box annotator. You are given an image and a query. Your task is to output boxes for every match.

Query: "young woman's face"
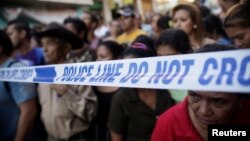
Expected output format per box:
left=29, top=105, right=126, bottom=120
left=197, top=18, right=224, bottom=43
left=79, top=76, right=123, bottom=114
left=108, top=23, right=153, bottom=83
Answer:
left=226, top=26, right=250, bottom=49
left=151, top=15, right=161, bottom=33
left=96, top=45, right=114, bottom=61
left=188, top=91, right=239, bottom=129
left=157, top=45, right=179, bottom=56
left=173, top=9, right=194, bottom=35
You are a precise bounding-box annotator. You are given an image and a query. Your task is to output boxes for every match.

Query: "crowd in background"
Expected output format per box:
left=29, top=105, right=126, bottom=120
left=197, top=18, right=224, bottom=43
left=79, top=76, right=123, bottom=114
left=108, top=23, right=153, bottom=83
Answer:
left=0, top=0, right=250, bottom=141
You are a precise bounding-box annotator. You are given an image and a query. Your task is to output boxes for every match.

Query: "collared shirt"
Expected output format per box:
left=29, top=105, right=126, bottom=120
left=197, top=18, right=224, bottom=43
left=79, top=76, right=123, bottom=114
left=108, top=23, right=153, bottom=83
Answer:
left=108, top=88, right=174, bottom=141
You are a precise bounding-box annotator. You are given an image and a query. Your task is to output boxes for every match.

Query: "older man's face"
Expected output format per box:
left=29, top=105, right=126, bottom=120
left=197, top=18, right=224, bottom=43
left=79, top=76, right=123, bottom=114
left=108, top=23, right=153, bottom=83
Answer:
left=41, top=37, right=64, bottom=64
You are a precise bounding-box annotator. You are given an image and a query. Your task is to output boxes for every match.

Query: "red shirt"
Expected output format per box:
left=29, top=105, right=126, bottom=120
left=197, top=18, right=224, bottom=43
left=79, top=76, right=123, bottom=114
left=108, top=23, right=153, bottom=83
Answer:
left=151, top=98, right=250, bottom=141
left=151, top=98, right=203, bottom=141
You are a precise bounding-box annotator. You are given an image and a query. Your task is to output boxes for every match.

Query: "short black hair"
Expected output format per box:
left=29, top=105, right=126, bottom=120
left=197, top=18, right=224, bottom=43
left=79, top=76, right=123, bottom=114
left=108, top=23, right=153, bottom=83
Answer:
left=98, top=41, right=124, bottom=59
left=156, top=29, right=192, bottom=54
left=63, top=17, right=88, bottom=43
left=8, top=19, right=31, bottom=40
left=0, top=30, right=14, bottom=56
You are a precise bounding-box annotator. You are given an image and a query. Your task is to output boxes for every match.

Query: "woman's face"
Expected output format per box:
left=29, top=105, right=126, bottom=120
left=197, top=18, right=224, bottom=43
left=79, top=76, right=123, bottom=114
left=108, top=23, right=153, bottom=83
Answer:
left=173, top=9, right=194, bottom=35
left=188, top=91, right=239, bottom=129
left=157, top=45, right=179, bottom=56
left=226, top=26, right=250, bottom=49
left=151, top=15, right=161, bottom=33
left=96, top=45, right=114, bottom=61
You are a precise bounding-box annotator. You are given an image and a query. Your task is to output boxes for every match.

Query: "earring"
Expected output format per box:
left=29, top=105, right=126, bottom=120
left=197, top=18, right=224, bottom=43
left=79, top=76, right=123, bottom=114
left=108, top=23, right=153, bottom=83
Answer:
left=193, top=24, right=197, bottom=29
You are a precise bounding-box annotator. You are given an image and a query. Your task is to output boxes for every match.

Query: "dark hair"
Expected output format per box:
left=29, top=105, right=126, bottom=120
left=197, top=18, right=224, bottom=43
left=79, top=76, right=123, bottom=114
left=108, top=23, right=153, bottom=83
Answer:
left=156, top=29, right=192, bottom=54
left=8, top=19, right=31, bottom=40
left=0, top=30, right=14, bottom=56
left=199, top=5, right=211, bottom=19
left=123, top=42, right=156, bottom=58
left=85, top=11, right=99, bottom=24
left=157, top=16, right=172, bottom=30
left=63, top=17, right=88, bottom=43
left=98, top=41, right=124, bottom=59
left=132, top=35, right=156, bottom=55
left=203, top=14, right=229, bottom=39
left=224, top=1, right=250, bottom=28
left=195, top=43, right=238, bottom=53
left=173, top=3, right=203, bottom=44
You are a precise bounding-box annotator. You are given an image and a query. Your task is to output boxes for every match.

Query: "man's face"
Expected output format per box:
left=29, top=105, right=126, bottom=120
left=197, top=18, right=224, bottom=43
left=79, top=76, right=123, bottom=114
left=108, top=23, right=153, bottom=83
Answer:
left=41, top=37, right=63, bottom=64
left=121, top=16, right=134, bottom=31
left=6, top=24, right=22, bottom=48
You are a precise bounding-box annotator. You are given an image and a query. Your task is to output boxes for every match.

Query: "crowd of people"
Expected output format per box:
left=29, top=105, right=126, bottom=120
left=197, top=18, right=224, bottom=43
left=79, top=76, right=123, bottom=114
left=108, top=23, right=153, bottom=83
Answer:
left=0, top=0, right=250, bottom=141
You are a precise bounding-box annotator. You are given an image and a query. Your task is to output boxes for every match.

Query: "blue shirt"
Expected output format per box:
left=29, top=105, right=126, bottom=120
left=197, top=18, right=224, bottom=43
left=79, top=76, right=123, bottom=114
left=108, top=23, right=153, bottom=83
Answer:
left=0, top=58, right=36, bottom=140
left=15, top=47, right=45, bottom=66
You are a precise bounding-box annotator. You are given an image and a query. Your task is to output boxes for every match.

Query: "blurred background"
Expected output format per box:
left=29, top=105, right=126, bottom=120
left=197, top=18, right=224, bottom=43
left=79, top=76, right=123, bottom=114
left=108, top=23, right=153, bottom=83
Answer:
left=0, top=0, right=220, bottom=29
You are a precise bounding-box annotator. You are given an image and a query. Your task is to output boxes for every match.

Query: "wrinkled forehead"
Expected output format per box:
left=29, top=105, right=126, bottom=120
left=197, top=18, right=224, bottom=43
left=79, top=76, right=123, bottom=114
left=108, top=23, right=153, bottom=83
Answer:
left=188, top=90, right=238, bottom=98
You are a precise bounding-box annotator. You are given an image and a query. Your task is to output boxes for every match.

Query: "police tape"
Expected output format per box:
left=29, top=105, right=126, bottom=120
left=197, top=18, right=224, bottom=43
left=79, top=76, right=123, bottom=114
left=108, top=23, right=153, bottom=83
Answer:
left=0, top=49, right=250, bottom=93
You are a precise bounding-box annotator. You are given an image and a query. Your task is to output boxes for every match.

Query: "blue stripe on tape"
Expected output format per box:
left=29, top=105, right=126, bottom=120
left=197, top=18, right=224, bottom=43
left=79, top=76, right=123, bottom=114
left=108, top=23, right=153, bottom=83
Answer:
left=33, top=67, right=56, bottom=82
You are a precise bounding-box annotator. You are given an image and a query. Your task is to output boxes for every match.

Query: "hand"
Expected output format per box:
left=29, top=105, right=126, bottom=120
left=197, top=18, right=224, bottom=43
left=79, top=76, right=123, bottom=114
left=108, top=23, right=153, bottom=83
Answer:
left=51, top=84, right=69, bottom=95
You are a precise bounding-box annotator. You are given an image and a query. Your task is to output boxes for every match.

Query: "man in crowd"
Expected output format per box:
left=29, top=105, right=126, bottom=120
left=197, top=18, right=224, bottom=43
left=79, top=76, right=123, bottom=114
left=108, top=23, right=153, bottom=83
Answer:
left=0, top=30, right=37, bottom=141
left=6, top=20, right=45, bottom=66
left=116, top=5, right=146, bottom=47
left=37, top=22, right=97, bottom=141
left=6, top=19, right=47, bottom=141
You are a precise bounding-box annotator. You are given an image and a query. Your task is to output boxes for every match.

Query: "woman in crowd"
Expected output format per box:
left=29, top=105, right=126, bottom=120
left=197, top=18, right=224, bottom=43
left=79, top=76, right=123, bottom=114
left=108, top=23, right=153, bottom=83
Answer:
left=155, top=29, right=192, bottom=103
left=151, top=14, right=172, bottom=39
left=132, top=34, right=156, bottom=55
left=108, top=41, right=175, bottom=141
left=151, top=13, right=162, bottom=39
left=151, top=44, right=250, bottom=141
left=224, top=1, right=250, bottom=48
left=94, top=41, right=124, bottom=141
left=172, top=3, right=215, bottom=51
left=155, top=28, right=192, bottom=56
